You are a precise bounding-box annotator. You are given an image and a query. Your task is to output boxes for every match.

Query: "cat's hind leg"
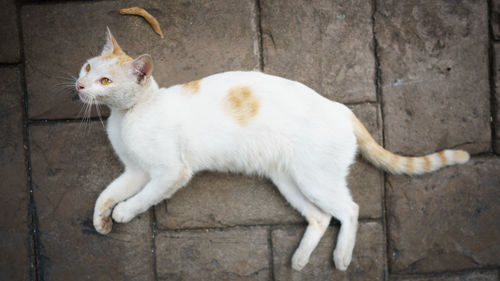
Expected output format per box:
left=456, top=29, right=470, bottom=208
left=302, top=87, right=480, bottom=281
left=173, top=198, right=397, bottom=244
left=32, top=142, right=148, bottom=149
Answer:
left=94, top=168, right=149, bottom=234
left=112, top=165, right=192, bottom=223
left=293, top=173, right=359, bottom=271
left=270, top=172, right=332, bottom=271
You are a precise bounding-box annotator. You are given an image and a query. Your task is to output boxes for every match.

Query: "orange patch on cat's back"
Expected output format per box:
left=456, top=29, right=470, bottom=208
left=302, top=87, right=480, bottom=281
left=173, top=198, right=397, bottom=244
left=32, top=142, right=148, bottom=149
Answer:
left=183, top=79, right=202, bottom=94
left=223, top=86, right=260, bottom=125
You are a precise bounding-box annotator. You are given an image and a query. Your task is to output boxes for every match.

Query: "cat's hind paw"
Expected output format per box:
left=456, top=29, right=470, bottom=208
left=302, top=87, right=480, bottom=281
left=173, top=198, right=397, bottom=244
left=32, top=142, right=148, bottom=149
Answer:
left=291, top=252, right=309, bottom=271
left=333, top=247, right=352, bottom=271
left=112, top=202, right=135, bottom=223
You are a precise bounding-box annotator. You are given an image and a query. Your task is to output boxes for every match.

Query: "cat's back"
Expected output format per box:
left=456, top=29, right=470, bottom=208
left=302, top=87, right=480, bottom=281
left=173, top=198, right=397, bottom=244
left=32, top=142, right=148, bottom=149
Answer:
left=156, top=70, right=353, bottom=131
left=196, top=71, right=321, bottom=101
left=143, top=71, right=356, bottom=173
left=171, top=71, right=345, bottom=114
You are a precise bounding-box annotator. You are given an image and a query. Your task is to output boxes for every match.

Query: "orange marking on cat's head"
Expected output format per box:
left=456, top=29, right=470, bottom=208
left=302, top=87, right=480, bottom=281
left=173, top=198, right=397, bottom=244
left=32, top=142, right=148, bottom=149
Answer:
left=224, top=86, right=260, bottom=125
left=183, top=79, right=202, bottom=94
left=102, top=35, right=133, bottom=64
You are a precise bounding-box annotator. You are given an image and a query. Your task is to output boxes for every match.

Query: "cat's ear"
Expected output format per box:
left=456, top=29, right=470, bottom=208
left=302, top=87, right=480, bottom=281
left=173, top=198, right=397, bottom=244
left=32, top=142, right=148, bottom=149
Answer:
left=127, top=54, right=153, bottom=84
left=101, top=27, right=124, bottom=56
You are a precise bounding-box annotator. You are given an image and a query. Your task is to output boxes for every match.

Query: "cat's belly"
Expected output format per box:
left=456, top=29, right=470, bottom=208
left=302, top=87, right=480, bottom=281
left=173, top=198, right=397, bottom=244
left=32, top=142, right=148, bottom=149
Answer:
left=184, top=130, right=294, bottom=176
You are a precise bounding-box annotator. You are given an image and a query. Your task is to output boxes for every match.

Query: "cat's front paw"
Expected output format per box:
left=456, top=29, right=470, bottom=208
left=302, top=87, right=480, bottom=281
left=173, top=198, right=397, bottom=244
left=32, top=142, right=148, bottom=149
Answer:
left=112, top=202, right=135, bottom=223
left=93, top=199, right=115, bottom=234
left=94, top=216, right=113, bottom=234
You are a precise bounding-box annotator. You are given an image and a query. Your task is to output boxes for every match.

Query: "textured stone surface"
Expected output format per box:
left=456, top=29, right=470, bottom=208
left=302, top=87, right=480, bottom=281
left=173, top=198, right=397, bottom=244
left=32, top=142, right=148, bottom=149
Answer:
left=350, top=103, right=383, bottom=144
left=7, top=1, right=498, bottom=280
left=387, top=158, right=500, bottom=273
left=261, top=0, right=376, bottom=103
left=494, top=43, right=500, bottom=153
left=22, top=0, right=259, bottom=119
left=30, top=123, right=154, bottom=281
left=156, top=103, right=384, bottom=230
left=0, top=0, right=20, bottom=62
left=391, top=270, right=499, bottom=281
left=156, top=227, right=270, bottom=280
left=349, top=104, right=384, bottom=219
left=492, top=0, right=500, bottom=40
left=376, top=0, right=490, bottom=155
left=0, top=67, right=30, bottom=281
left=137, top=0, right=260, bottom=85
left=156, top=172, right=303, bottom=230
left=272, top=222, right=385, bottom=280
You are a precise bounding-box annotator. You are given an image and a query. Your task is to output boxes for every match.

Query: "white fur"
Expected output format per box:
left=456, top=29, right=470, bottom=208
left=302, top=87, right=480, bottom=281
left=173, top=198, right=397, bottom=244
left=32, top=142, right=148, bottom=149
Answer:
left=79, top=31, right=360, bottom=271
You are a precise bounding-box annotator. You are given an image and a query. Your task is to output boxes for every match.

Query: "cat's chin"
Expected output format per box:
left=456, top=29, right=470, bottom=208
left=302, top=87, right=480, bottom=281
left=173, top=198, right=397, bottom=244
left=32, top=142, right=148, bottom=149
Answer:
left=78, top=92, right=98, bottom=105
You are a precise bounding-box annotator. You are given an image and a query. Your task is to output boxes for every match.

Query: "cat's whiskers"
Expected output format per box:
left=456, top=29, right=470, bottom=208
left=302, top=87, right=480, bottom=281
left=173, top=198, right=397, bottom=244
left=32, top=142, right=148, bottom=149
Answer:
left=55, top=72, right=78, bottom=86
left=55, top=76, right=81, bottom=111
left=79, top=101, right=87, bottom=130
left=77, top=103, right=86, bottom=128
left=55, top=75, right=95, bottom=133
left=79, top=97, right=93, bottom=133
left=95, top=102, right=106, bottom=129
left=86, top=102, right=93, bottom=133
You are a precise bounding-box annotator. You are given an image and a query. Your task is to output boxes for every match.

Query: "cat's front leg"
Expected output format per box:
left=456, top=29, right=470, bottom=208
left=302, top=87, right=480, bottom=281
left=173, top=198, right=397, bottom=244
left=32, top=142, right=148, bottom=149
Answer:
left=94, top=169, right=149, bottom=234
left=112, top=166, right=192, bottom=223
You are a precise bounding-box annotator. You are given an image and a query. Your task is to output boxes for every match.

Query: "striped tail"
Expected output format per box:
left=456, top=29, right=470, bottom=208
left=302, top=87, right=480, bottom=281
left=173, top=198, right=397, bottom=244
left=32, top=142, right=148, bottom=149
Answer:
left=350, top=113, right=470, bottom=175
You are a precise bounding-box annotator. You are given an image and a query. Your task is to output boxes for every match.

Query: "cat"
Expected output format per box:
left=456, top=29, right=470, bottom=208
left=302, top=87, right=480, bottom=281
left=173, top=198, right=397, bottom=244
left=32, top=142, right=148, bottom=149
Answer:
left=76, top=29, right=470, bottom=271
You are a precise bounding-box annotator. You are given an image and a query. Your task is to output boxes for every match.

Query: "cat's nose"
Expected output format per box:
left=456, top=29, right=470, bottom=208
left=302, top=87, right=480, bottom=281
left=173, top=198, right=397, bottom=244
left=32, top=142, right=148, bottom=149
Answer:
left=76, top=82, right=85, bottom=90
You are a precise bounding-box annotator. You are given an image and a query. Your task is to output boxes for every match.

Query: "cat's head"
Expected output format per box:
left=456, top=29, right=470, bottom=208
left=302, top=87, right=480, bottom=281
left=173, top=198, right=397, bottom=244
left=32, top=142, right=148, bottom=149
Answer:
left=76, top=28, right=154, bottom=110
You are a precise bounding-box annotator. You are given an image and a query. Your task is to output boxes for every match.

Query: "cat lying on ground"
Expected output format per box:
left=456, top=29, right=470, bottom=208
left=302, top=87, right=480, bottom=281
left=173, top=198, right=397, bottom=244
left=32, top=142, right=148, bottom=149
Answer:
left=76, top=29, right=469, bottom=271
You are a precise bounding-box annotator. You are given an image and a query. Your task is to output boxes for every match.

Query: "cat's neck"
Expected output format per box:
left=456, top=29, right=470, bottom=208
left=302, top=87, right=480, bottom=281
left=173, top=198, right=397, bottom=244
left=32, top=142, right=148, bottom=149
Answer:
left=137, top=76, right=160, bottom=103
left=109, top=76, right=160, bottom=112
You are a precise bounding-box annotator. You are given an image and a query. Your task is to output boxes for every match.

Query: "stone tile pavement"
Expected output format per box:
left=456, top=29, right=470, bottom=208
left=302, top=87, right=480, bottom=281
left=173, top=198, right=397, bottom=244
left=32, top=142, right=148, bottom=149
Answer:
left=0, top=0, right=498, bottom=280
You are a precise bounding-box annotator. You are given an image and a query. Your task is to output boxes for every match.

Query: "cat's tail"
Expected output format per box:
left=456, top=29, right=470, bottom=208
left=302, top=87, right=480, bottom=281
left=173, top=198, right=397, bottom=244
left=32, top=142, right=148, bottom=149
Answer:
left=350, top=113, right=470, bottom=175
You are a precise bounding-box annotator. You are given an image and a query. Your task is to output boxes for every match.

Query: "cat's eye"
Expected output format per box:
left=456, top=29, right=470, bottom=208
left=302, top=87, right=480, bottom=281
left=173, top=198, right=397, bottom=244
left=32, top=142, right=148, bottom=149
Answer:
left=100, top=77, right=112, bottom=85
left=85, top=64, right=90, bottom=72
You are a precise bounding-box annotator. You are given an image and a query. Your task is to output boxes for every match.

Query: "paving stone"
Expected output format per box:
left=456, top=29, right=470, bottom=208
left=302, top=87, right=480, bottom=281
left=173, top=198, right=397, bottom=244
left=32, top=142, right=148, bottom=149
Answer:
left=156, top=172, right=303, bottom=229
left=136, top=0, right=260, bottom=85
left=30, top=122, right=154, bottom=281
left=272, top=221, right=385, bottom=281
left=376, top=0, right=490, bottom=155
left=0, top=0, right=20, bottom=63
left=387, top=158, right=500, bottom=273
left=261, top=0, right=376, bottom=103
left=22, top=0, right=259, bottom=119
left=0, top=67, right=30, bottom=280
left=156, top=103, right=383, bottom=229
left=349, top=104, right=384, bottom=219
left=350, top=103, right=383, bottom=144
left=493, top=43, right=500, bottom=153
left=390, top=270, right=499, bottom=281
left=156, top=227, right=270, bottom=280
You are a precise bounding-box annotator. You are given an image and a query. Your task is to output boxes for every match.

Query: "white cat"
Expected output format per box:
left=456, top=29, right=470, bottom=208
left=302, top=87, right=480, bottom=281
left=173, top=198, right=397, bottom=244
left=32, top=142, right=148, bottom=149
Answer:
left=76, top=29, right=470, bottom=271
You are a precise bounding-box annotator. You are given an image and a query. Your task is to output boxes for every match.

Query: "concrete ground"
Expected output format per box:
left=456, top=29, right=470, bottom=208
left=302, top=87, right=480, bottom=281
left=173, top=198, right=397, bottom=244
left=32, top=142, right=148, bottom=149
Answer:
left=1, top=0, right=499, bottom=280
